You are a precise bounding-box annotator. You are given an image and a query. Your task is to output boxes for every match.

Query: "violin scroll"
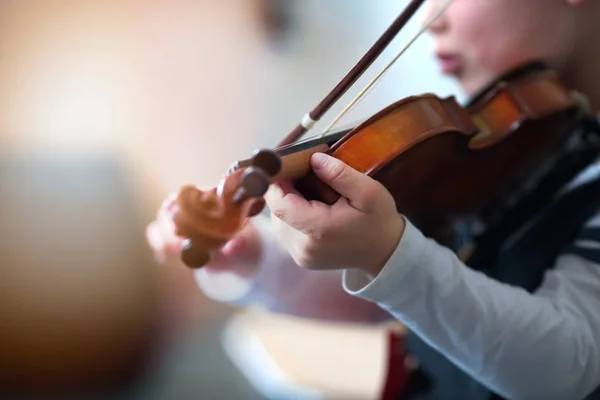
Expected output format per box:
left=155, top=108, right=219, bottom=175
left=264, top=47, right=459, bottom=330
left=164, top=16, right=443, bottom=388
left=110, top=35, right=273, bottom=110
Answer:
left=175, top=149, right=282, bottom=268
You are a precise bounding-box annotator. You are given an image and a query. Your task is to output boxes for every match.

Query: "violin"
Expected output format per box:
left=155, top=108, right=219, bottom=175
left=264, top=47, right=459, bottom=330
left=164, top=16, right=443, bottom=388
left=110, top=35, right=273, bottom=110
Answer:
left=172, top=0, right=586, bottom=268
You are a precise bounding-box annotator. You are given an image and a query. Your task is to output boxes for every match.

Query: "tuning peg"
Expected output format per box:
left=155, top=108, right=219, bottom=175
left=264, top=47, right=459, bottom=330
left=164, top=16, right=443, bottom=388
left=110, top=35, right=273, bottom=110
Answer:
left=232, top=166, right=271, bottom=205
left=250, top=149, right=282, bottom=177
left=181, top=239, right=210, bottom=268
left=226, top=149, right=281, bottom=176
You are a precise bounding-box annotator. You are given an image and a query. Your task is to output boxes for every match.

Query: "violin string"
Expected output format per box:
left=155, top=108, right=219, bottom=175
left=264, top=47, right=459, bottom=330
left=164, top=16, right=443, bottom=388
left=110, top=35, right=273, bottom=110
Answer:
left=319, top=0, right=455, bottom=136
left=275, top=119, right=360, bottom=151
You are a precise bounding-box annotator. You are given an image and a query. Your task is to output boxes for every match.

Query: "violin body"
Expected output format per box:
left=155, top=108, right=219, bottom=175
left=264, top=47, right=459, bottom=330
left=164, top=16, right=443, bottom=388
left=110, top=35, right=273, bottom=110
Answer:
left=294, top=63, right=580, bottom=239
left=174, top=62, right=583, bottom=267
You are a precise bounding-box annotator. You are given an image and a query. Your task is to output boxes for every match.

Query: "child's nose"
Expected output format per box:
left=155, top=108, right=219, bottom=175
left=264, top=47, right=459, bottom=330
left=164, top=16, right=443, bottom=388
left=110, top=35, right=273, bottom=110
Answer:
left=423, top=0, right=450, bottom=34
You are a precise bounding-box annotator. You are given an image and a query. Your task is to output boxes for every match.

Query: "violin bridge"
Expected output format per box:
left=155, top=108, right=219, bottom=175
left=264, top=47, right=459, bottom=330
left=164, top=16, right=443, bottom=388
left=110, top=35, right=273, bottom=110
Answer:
left=468, top=113, right=496, bottom=148
left=471, top=113, right=493, bottom=136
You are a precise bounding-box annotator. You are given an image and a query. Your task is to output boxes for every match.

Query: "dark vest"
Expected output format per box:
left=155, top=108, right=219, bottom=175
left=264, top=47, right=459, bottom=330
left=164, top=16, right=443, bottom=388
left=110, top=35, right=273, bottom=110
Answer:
left=403, top=116, right=600, bottom=400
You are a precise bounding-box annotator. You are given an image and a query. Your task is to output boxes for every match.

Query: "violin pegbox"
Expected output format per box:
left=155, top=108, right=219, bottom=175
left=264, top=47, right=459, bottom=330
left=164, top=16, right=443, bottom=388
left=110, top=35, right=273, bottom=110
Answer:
left=176, top=149, right=282, bottom=268
left=227, top=148, right=282, bottom=176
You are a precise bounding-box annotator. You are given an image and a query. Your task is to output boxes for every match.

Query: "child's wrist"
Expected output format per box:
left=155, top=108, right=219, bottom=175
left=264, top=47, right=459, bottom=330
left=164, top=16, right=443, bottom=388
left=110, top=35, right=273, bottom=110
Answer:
left=362, top=214, right=406, bottom=277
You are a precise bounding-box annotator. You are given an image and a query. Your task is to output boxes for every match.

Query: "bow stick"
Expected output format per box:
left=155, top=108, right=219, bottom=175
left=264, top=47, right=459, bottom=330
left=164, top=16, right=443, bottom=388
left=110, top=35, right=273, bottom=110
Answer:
left=277, top=0, right=427, bottom=147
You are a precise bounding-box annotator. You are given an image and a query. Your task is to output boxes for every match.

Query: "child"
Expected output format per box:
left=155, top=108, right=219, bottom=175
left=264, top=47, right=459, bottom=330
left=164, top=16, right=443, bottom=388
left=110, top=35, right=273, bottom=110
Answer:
left=147, top=0, right=600, bottom=398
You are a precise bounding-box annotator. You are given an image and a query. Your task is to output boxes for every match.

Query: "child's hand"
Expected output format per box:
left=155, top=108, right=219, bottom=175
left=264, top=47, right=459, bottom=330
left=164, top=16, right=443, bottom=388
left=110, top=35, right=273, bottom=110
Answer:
left=146, top=195, right=262, bottom=278
left=265, top=153, right=405, bottom=276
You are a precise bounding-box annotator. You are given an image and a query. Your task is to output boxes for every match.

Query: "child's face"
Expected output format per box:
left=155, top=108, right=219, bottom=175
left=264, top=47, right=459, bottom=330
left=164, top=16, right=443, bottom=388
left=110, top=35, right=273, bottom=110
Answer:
left=426, top=0, right=582, bottom=95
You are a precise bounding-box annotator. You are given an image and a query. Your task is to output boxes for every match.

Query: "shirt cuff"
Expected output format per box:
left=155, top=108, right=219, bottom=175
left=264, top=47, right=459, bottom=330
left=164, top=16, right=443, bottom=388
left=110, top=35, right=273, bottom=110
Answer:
left=193, top=267, right=254, bottom=302
left=193, top=213, right=274, bottom=303
left=342, top=217, right=428, bottom=303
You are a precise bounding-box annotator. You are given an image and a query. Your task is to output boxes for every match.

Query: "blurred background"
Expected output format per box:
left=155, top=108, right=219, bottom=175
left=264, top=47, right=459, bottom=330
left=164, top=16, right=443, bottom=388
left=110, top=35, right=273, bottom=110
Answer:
left=0, top=0, right=458, bottom=399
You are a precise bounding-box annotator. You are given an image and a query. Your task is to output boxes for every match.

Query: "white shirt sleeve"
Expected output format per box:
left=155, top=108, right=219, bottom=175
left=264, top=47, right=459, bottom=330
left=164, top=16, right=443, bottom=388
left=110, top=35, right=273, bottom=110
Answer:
left=343, top=216, right=600, bottom=400
left=193, top=213, right=288, bottom=304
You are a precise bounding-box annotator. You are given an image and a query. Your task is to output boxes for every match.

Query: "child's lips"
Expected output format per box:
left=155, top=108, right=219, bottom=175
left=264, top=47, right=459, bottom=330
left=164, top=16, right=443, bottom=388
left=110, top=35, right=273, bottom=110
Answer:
left=436, top=52, right=462, bottom=74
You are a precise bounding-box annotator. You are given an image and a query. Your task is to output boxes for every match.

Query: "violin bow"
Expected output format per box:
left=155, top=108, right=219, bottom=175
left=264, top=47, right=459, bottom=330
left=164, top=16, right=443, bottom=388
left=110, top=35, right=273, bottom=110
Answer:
left=277, top=0, right=427, bottom=147
left=231, top=0, right=453, bottom=172
left=277, top=0, right=454, bottom=147
left=321, top=0, right=454, bottom=136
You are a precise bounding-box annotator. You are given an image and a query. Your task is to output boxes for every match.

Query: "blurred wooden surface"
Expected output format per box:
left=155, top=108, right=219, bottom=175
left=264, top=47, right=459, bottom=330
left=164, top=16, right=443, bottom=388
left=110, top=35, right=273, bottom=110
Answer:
left=0, top=155, right=160, bottom=395
left=222, top=308, right=394, bottom=400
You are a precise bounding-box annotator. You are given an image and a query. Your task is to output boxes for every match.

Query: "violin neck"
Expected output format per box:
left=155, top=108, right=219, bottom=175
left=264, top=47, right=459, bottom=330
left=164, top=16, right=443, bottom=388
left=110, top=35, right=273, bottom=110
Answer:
left=273, top=129, right=350, bottom=181
left=231, top=127, right=353, bottom=181
left=275, top=127, right=351, bottom=156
